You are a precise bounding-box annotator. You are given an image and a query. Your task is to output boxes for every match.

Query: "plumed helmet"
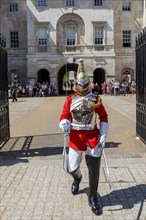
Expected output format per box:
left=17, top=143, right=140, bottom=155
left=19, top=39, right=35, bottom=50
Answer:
left=75, top=59, right=90, bottom=96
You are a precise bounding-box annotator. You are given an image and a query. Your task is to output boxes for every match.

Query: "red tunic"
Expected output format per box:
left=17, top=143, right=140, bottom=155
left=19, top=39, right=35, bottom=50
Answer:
left=60, top=93, right=108, bottom=151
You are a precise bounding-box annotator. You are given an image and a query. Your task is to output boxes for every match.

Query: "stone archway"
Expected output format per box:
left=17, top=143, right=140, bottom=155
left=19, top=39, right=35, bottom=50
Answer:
left=9, top=69, right=20, bottom=84
left=58, top=63, right=78, bottom=95
left=37, top=69, right=50, bottom=84
left=121, top=68, right=134, bottom=83
left=93, top=68, right=106, bottom=94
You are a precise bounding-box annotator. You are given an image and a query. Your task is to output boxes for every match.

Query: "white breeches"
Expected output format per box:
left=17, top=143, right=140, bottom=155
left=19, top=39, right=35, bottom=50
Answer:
left=68, top=144, right=102, bottom=172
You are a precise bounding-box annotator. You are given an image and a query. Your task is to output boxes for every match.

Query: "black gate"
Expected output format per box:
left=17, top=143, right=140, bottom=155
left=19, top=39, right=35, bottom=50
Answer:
left=0, top=34, right=10, bottom=145
left=136, top=27, right=146, bottom=144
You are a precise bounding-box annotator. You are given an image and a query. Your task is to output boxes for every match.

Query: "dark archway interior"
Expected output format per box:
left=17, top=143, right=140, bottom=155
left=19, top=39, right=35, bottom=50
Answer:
left=93, top=68, right=105, bottom=94
left=38, top=69, right=50, bottom=84
left=58, top=63, right=78, bottom=95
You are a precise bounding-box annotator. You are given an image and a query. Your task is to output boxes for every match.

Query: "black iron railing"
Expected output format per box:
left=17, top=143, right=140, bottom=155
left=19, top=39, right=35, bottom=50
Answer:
left=0, top=34, right=10, bottom=146
left=136, top=27, right=146, bottom=144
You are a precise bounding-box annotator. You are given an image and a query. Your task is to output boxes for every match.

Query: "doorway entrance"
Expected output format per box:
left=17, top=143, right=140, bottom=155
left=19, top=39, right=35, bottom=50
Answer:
left=58, top=63, right=78, bottom=95
left=122, top=68, right=134, bottom=83
left=93, top=68, right=106, bottom=94
left=38, top=69, right=50, bottom=84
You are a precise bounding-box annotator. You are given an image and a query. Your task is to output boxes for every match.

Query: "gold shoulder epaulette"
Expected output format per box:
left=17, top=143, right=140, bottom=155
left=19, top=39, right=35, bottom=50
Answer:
left=88, top=95, right=102, bottom=108
left=96, top=95, right=102, bottom=107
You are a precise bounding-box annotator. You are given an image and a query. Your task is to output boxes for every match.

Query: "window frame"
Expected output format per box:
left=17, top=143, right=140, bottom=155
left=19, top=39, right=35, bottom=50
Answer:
left=94, top=26, right=104, bottom=45
left=123, top=30, right=131, bottom=47
left=63, top=20, right=78, bottom=47
left=37, top=27, right=48, bottom=46
left=94, top=0, right=102, bottom=6
left=38, top=0, right=47, bottom=7
left=66, top=0, right=75, bottom=7
left=92, top=22, right=106, bottom=46
left=66, top=27, right=76, bottom=46
left=9, top=3, right=18, bottom=12
left=10, top=31, right=19, bottom=48
left=122, top=2, right=131, bottom=11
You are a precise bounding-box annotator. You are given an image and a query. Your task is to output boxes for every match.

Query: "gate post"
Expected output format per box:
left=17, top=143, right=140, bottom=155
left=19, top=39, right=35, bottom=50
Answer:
left=136, top=27, right=146, bottom=144
left=0, top=33, right=10, bottom=146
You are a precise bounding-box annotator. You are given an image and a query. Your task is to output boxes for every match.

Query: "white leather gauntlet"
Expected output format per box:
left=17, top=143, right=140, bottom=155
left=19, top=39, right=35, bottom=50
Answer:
left=59, top=119, right=71, bottom=133
left=99, top=122, right=109, bottom=148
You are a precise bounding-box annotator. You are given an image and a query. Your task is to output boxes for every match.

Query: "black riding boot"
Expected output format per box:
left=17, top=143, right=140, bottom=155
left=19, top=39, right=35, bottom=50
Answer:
left=85, top=155, right=102, bottom=215
left=70, top=167, right=82, bottom=195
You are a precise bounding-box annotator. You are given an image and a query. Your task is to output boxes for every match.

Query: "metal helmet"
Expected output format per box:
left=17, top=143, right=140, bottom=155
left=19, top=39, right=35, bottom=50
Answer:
left=75, top=59, right=90, bottom=96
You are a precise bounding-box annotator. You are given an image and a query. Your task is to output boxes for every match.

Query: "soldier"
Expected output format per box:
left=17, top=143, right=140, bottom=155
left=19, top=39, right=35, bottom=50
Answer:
left=11, top=85, right=17, bottom=102
left=59, top=59, right=109, bottom=215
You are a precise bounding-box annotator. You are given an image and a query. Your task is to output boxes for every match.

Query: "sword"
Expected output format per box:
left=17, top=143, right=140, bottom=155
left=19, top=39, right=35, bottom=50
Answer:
left=63, top=132, right=69, bottom=173
left=103, top=149, right=112, bottom=190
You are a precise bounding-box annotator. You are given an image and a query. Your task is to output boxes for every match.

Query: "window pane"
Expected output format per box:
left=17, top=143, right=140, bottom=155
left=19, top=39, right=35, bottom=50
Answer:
left=10, top=31, right=19, bottom=48
left=10, top=3, right=18, bottom=12
left=123, top=30, right=131, bottom=47
left=66, top=0, right=75, bottom=6
left=38, top=0, right=46, bottom=6
left=66, top=28, right=76, bottom=45
left=95, top=27, right=103, bottom=45
left=39, top=39, right=47, bottom=45
left=94, top=0, right=102, bottom=6
left=122, top=2, right=131, bottom=11
left=38, top=28, right=47, bottom=45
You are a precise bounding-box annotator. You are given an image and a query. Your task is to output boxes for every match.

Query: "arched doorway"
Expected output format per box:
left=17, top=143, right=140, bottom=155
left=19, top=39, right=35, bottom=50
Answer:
left=121, top=68, right=134, bottom=83
left=38, top=69, right=50, bottom=84
left=93, top=68, right=106, bottom=94
left=58, top=63, right=78, bottom=95
left=9, top=69, right=20, bottom=84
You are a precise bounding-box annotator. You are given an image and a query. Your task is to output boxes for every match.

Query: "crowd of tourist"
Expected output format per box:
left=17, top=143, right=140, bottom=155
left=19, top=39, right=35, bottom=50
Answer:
left=9, top=79, right=136, bottom=100
left=9, top=82, right=57, bottom=98
left=91, top=80, right=136, bottom=96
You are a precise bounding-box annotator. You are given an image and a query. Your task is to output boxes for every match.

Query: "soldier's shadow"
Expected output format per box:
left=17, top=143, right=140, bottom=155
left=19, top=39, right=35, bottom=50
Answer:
left=79, top=184, right=146, bottom=219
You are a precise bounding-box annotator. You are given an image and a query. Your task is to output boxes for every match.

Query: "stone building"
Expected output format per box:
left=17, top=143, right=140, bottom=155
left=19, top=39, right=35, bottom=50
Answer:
left=0, top=0, right=27, bottom=84
left=0, top=0, right=145, bottom=94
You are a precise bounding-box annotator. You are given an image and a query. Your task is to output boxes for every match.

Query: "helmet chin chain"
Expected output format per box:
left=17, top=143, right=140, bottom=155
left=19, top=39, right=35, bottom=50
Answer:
left=75, top=84, right=90, bottom=96
left=76, top=90, right=89, bottom=96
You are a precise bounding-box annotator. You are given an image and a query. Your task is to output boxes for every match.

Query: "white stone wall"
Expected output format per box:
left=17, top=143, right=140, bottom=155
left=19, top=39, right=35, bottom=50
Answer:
left=1, top=0, right=145, bottom=89
left=27, top=0, right=115, bottom=89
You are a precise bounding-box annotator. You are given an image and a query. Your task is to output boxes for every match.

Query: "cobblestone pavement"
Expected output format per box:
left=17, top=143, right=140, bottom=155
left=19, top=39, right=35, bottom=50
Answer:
left=0, top=95, right=146, bottom=220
